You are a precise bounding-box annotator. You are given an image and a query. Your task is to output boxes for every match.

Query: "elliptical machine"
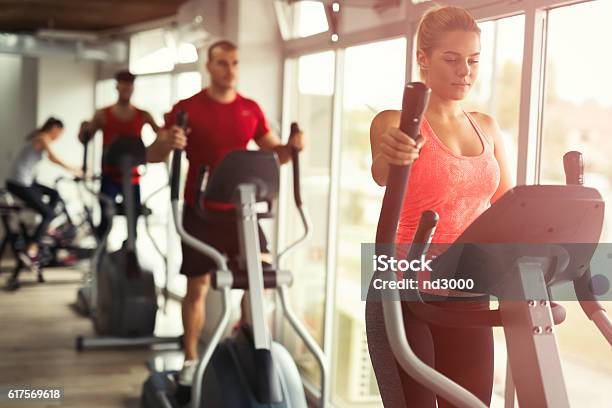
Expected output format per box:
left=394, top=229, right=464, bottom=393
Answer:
left=365, top=83, right=612, bottom=408
left=74, top=133, right=171, bottom=317
left=141, top=116, right=328, bottom=407
left=73, top=134, right=104, bottom=315
left=76, top=136, right=181, bottom=350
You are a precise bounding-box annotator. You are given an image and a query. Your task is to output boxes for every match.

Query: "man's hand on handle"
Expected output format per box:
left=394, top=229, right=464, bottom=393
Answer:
left=160, top=126, right=188, bottom=151
left=144, top=126, right=188, bottom=163
left=78, top=121, right=93, bottom=144
left=287, top=123, right=304, bottom=152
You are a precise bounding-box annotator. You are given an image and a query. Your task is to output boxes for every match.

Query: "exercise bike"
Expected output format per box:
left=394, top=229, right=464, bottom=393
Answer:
left=365, top=83, right=612, bottom=408
left=141, top=118, right=328, bottom=407
left=75, top=136, right=181, bottom=350
left=0, top=143, right=97, bottom=291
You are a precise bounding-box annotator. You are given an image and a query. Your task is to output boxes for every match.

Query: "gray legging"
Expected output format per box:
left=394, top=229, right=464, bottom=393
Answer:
left=398, top=295, right=494, bottom=408
left=6, top=181, right=61, bottom=245
left=367, top=288, right=494, bottom=408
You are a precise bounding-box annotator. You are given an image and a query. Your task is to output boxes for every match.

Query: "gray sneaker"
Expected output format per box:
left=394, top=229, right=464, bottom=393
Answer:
left=18, top=251, right=40, bottom=271
left=178, top=360, right=198, bottom=386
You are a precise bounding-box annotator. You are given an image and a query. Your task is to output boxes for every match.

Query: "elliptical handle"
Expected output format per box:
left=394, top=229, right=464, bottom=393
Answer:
left=82, top=132, right=90, bottom=175
left=563, top=151, right=583, bottom=185
left=375, top=82, right=430, bottom=245
left=277, top=122, right=311, bottom=263
left=171, top=110, right=188, bottom=201
left=290, top=122, right=303, bottom=207
left=170, top=151, right=182, bottom=201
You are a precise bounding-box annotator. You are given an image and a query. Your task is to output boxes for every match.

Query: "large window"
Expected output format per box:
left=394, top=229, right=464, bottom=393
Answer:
left=333, top=38, right=407, bottom=407
left=129, top=28, right=199, bottom=75
left=463, top=15, right=525, bottom=181
left=540, top=1, right=612, bottom=215
left=130, top=29, right=176, bottom=74
left=132, top=74, right=173, bottom=142
left=539, top=2, right=612, bottom=405
left=174, top=72, right=202, bottom=102
left=129, top=74, right=174, bottom=290
left=275, top=0, right=329, bottom=39
left=94, top=79, right=117, bottom=109
left=278, top=51, right=335, bottom=387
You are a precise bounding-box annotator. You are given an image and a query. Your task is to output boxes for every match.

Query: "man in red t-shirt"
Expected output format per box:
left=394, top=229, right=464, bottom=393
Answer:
left=149, top=40, right=303, bottom=386
left=79, top=70, right=162, bottom=239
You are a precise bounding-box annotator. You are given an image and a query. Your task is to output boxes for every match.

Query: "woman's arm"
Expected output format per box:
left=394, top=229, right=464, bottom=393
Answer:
left=472, top=112, right=513, bottom=203
left=38, top=136, right=82, bottom=176
left=370, top=110, right=424, bottom=186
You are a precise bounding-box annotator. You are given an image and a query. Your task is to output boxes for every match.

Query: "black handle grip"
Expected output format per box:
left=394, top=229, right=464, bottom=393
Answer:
left=376, top=83, right=431, bottom=245
left=290, top=122, right=303, bottom=207
left=406, top=210, right=439, bottom=262
left=176, top=110, right=188, bottom=128
left=170, top=110, right=188, bottom=200
left=82, top=139, right=88, bottom=175
left=414, top=210, right=439, bottom=242
left=398, top=82, right=430, bottom=141
left=563, top=151, right=583, bottom=185
left=81, top=126, right=93, bottom=144
left=81, top=125, right=93, bottom=174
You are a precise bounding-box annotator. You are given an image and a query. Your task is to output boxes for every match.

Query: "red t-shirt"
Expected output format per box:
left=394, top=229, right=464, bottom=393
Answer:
left=101, top=106, right=146, bottom=184
left=164, top=89, right=270, bottom=208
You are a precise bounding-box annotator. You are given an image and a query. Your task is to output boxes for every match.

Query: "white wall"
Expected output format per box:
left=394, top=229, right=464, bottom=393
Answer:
left=0, top=55, right=95, bottom=185
left=33, top=57, right=96, bottom=225
left=35, top=57, right=96, bottom=186
left=0, top=55, right=38, bottom=182
left=236, top=0, right=284, bottom=132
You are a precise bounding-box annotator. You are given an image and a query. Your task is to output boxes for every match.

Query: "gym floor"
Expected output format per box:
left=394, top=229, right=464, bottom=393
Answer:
left=0, top=266, right=182, bottom=408
left=1, top=265, right=610, bottom=407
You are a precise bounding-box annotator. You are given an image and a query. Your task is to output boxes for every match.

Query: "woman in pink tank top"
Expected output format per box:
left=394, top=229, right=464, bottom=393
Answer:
left=396, top=112, right=501, bottom=244
left=369, top=6, right=513, bottom=408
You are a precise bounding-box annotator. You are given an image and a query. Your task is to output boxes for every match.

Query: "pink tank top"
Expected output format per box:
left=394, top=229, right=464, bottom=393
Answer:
left=396, top=110, right=500, bottom=245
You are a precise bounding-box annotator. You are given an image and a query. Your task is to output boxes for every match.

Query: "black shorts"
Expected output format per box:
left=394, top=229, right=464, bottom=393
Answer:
left=180, top=205, right=270, bottom=278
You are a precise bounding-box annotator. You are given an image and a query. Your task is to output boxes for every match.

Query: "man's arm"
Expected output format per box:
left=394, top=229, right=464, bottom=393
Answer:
left=146, top=106, right=187, bottom=163
left=79, top=110, right=105, bottom=143
left=255, top=130, right=304, bottom=165
left=146, top=126, right=187, bottom=163
left=143, top=111, right=161, bottom=133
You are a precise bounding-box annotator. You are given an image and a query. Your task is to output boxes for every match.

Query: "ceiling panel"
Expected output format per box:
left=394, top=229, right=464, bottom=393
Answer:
left=0, top=0, right=188, bottom=33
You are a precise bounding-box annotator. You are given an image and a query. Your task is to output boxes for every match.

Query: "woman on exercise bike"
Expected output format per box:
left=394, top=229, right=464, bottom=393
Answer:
left=6, top=117, right=83, bottom=267
left=369, top=5, right=513, bottom=407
